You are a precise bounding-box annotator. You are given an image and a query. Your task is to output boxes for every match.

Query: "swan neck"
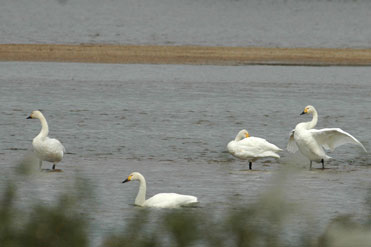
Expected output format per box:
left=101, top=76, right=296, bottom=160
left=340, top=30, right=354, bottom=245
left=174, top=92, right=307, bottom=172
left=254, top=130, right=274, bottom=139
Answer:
left=135, top=175, right=146, bottom=206
left=307, top=110, right=318, bottom=129
left=37, top=115, right=49, bottom=138
left=235, top=132, right=245, bottom=141
left=304, top=110, right=318, bottom=130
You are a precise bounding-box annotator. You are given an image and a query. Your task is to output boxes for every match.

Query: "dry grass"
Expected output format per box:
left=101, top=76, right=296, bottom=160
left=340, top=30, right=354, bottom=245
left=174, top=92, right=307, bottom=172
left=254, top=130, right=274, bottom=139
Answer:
left=1, top=44, right=371, bottom=66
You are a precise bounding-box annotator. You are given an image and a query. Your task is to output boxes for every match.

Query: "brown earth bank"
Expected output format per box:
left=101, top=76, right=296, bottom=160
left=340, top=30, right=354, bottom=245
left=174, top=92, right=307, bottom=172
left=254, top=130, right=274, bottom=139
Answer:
left=1, top=44, right=371, bottom=66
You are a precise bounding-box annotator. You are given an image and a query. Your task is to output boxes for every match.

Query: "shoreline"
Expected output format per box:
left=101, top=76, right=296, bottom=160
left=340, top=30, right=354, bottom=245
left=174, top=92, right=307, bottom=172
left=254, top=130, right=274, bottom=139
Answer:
left=1, top=44, right=371, bottom=66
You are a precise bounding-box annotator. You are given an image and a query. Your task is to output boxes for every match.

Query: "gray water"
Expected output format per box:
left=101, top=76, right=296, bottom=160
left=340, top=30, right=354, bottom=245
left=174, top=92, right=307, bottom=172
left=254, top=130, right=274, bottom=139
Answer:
left=1, top=0, right=371, bottom=48
left=0, top=62, right=370, bottom=245
left=2, top=0, right=371, bottom=245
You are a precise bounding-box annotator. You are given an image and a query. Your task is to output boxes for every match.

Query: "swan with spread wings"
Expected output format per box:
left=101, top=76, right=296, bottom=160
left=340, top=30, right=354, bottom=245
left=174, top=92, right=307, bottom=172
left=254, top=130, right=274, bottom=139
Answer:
left=287, top=105, right=367, bottom=169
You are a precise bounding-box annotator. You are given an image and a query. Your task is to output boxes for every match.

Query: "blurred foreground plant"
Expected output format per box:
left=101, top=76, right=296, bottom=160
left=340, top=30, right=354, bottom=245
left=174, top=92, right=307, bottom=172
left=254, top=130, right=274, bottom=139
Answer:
left=0, top=158, right=90, bottom=247
left=0, top=182, right=18, bottom=247
left=18, top=193, right=88, bottom=247
left=1, top=160, right=370, bottom=247
left=0, top=184, right=89, bottom=247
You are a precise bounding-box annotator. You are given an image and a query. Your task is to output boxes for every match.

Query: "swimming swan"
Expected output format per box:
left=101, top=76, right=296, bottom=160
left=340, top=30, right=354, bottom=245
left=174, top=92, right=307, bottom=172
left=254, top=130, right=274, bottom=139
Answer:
left=227, top=129, right=282, bottom=170
left=27, top=110, right=65, bottom=170
left=122, top=172, right=198, bottom=208
left=287, top=105, right=367, bottom=169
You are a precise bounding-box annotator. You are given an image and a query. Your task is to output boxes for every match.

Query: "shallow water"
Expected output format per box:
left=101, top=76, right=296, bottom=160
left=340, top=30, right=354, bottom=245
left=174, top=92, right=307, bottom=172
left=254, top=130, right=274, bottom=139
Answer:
left=1, top=0, right=371, bottom=48
left=0, top=62, right=370, bottom=245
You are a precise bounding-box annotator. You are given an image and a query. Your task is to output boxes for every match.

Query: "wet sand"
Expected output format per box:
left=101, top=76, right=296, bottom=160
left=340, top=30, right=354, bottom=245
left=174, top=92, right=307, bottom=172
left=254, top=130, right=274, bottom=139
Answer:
left=1, top=44, right=371, bottom=66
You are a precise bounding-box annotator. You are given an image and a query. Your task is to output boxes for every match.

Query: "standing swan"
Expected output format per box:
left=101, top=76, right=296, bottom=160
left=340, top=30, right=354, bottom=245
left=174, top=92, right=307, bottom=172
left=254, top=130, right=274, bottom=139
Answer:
left=287, top=105, right=367, bottom=169
left=27, top=110, right=65, bottom=170
left=227, top=129, right=282, bottom=170
left=122, top=172, right=198, bottom=208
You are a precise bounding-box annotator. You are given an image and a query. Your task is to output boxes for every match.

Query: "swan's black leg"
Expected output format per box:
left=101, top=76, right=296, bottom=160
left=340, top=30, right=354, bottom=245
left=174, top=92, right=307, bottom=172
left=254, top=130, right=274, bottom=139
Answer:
left=39, top=160, right=42, bottom=170
left=249, top=162, right=252, bottom=170
left=309, top=161, right=312, bottom=170
left=321, top=159, right=325, bottom=169
left=52, top=164, right=56, bottom=170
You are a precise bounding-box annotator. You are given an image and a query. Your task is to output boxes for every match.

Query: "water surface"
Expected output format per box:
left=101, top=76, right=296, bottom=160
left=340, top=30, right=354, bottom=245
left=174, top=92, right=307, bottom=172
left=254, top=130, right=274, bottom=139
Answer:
left=0, top=62, right=370, bottom=245
left=1, top=0, right=371, bottom=48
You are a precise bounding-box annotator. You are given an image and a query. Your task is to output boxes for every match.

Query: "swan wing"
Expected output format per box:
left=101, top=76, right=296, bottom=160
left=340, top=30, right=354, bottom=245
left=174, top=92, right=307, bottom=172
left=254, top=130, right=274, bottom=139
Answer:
left=231, top=137, right=281, bottom=158
left=44, top=137, right=65, bottom=153
left=227, top=141, right=258, bottom=159
left=309, top=128, right=367, bottom=152
left=240, top=137, right=281, bottom=151
left=33, top=137, right=65, bottom=162
left=287, top=130, right=298, bottom=153
left=144, top=193, right=198, bottom=208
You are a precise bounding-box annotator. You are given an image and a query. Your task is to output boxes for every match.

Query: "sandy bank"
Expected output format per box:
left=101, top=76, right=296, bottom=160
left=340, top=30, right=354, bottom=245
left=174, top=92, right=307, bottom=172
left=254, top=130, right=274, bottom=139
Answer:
left=1, top=44, right=371, bottom=66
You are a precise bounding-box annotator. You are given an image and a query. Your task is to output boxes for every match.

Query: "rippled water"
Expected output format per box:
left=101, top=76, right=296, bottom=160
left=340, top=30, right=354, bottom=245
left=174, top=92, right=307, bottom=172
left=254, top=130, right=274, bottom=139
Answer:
left=0, top=62, right=370, bottom=245
left=1, top=0, right=371, bottom=48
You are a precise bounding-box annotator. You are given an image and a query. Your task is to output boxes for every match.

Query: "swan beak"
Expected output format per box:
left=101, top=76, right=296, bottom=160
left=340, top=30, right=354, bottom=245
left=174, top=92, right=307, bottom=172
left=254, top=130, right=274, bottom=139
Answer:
left=122, top=175, right=132, bottom=183
left=245, top=133, right=250, bottom=138
left=26, top=116, right=32, bottom=119
left=300, top=108, right=308, bottom=115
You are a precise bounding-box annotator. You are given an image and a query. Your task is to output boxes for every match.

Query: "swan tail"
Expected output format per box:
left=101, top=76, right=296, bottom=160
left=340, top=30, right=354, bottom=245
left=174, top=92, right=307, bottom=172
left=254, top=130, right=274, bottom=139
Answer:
left=287, top=129, right=298, bottom=153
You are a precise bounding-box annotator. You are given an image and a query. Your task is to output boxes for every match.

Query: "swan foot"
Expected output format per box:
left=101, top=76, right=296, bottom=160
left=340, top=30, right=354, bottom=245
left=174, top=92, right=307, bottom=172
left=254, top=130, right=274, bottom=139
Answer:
left=52, top=164, right=56, bottom=170
left=321, top=159, right=325, bottom=169
left=309, top=161, right=312, bottom=170
left=39, top=160, right=42, bottom=170
left=249, top=162, right=252, bottom=170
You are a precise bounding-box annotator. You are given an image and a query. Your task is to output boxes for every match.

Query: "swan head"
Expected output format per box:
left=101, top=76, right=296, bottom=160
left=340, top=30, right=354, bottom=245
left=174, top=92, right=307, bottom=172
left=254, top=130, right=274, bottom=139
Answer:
left=300, top=105, right=316, bottom=115
left=122, top=172, right=142, bottom=183
left=238, top=129, right=250, bottom=138
left=27, top=110, right=44, bottom=120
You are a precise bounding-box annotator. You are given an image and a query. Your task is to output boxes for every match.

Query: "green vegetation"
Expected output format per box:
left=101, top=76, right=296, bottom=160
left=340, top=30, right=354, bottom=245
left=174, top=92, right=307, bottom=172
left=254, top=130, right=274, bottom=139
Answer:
left=0, top=180, right=88, bottom=247
left=1, top=164, right=370, bottom=247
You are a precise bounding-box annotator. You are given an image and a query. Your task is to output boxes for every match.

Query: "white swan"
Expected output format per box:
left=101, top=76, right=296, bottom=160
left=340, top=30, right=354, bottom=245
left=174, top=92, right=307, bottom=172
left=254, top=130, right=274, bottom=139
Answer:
left=227, top=129, right=282, bottom=170
left=27, top=110, right=65, bottom=170
left=122, top=172, right=198, bottom=208
left=287, top=105, right=367, bottom=169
